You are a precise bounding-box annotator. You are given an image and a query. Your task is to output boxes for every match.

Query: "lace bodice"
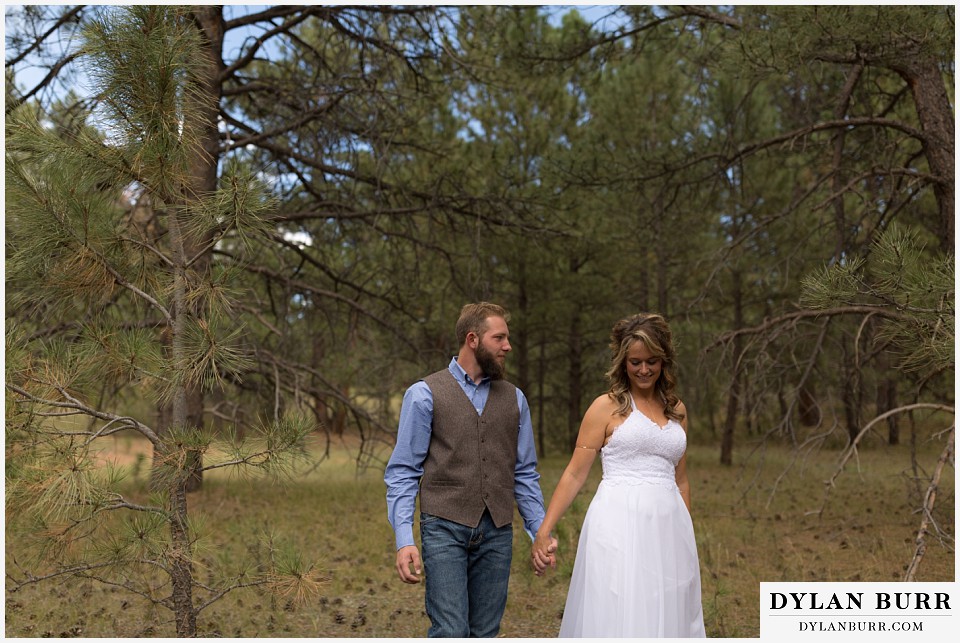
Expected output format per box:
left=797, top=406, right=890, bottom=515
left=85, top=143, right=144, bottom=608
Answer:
left=600, top=398, right=685, bottom=488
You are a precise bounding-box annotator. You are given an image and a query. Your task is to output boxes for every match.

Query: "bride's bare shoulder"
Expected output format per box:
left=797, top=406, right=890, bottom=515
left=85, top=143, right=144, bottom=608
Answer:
left=587, top=393, right=619, bottom=413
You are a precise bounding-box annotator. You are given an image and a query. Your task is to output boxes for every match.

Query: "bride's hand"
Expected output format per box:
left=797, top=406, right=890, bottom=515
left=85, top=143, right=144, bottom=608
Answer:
left=531, top=532, right=558, bottom=576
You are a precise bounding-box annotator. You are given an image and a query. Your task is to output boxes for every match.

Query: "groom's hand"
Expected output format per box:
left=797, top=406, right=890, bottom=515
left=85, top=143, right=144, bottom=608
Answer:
left=531, top=536, right=558, bottom=576
left=396, top=545, right=422, bottom=583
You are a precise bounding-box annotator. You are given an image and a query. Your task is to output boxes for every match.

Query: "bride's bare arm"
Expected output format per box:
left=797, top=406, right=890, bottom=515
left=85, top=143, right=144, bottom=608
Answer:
left=532, top=396, right=612, bottom=571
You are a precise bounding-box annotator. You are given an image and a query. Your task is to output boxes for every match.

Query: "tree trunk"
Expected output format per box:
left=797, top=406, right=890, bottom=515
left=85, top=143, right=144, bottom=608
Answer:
left=150, top=7, right=225, bottom=492
left=515, top=257, right=530, bottom=393
left=885, top=379, right=899, bottom=445
left=153, top=10, right=224, bottom=631
left=312, top=334, right=332, bottom=431
left=798, top=380, right=820, bottom=427
left=635, top=199, right=650, bottom=311
left=893, top=57, right=955, bottom=254
left=830, top=61, right=863, bottom=259
left=720, top=269, right=743, bottom=466
left=168, top=479, right=197, bottom=637
left=536, top=332, right=546, bottom=457
left=566, top=307, right=583, bottom=451
left=840, top=339, right=862, bottom=445
left=161, top=180, right=197, bottom=637
left=183, top=5, right=225, bottom=491
left=876, top=352, right=900, bottom=445
left=720, top=371, right=740, bottom=466
left=653, top=192, right=668, bottom=315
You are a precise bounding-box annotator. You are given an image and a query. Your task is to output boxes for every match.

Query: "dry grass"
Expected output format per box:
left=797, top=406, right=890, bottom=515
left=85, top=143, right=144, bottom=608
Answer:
left=4, top=431, right=954, bottom=638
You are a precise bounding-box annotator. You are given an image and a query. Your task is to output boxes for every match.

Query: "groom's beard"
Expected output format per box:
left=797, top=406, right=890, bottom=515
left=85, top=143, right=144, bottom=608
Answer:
left=476, top=342, right=505, bottom=380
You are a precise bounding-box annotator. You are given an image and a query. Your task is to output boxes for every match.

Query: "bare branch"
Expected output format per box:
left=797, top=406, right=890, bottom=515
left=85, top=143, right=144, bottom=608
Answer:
left=676, top=5, right=742, bottom=29
left=221, top=257, right=420, bottom=354
left=904, top=427, right=955, bottom=581
left=219, top=9, right=320, bottom=83
left=6, top=50, right=83, bottom=114
left=233, top=302, right=283, bottom=337
left=7, top=382, right=162, bottom=445
left=729, top=118, right=927, bottom=166
left=824, top=403, right=955, bottom=493
left=194, top=576, right=271, bottom=613
left=705, top=306, right=916, bottom=352
left=4, top=5, right=85, bottom=68
left=73, top=567, right=174, bottom=608
left=7, top=560, right=118, bottom=592
left=221, top=93, right=347, bottom=150
left=77, top=239, right=173, bottom=323
left=223, top=5, right=313, bottom=31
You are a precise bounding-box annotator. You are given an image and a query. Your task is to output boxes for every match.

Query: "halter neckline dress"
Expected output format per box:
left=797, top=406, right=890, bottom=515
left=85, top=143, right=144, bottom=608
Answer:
left=558, top=395, right=705, bottom=638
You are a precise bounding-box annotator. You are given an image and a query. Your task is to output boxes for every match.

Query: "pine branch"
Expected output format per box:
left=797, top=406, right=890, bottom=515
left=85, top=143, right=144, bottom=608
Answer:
left=676, top=5, right=742, bottom=29
left=100, top=257, right=173, bottom=326
left=74, top=568, right=174, bottom=608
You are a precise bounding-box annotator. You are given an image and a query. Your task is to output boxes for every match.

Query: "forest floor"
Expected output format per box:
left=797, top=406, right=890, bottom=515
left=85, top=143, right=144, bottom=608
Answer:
left=4, top=430, right=955, bottom=638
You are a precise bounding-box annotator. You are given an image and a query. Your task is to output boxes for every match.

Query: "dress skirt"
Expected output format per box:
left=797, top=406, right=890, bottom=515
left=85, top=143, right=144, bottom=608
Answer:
left=558, top=479, right=705, bottom=638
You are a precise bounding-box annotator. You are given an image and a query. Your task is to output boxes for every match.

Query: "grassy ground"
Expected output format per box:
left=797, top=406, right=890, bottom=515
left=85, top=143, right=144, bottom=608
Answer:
left=4, top=432, right=954, bottom=638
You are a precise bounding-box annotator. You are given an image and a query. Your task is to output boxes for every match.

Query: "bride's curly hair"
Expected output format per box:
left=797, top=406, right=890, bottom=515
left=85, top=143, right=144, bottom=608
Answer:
left=604, top=313, right=684, bottom=422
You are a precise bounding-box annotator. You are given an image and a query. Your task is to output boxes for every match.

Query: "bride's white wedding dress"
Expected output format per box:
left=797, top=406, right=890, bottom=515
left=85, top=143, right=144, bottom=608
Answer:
left=559, top=396, right=705, bottom=638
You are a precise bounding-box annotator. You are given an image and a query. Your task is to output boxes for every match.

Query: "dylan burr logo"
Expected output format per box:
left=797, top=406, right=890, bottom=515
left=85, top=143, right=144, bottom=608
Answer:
left=760, top=582, right=956, bottom=639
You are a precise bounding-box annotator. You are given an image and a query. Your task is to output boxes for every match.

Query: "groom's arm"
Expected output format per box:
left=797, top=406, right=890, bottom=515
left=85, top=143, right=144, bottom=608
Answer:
left=513, top=389, right=546, bottom=540
left=385, top=383, right=433, bottom=582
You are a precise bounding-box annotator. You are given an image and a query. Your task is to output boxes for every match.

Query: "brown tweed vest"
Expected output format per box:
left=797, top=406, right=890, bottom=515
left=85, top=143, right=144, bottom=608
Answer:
left=419, top=369, right=519, bottom=528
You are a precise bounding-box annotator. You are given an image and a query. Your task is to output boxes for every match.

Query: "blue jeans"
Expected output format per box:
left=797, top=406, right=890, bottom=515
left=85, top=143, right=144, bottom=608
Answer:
left=420, top=510, right=514, bottom=637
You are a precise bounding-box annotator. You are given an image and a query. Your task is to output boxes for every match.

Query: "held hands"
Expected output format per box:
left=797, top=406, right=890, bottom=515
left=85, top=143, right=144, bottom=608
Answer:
left=395, top=545, right=422, bottom=584
left=531, top=531, right=558, bottom=576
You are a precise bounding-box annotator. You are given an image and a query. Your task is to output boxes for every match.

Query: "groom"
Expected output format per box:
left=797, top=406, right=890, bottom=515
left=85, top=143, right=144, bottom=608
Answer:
left=384, top=302, right=557, bottom=637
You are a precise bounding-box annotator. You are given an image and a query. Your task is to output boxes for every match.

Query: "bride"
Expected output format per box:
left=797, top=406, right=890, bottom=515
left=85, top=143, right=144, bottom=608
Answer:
left=532, top=313, right=705, bottom=638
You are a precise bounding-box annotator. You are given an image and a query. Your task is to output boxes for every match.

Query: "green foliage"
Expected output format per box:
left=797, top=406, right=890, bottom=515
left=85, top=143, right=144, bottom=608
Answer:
left=188, top=159, right=278, bottom=258
left=175, top=316, right=255, bottom=392
left=802, top=226, right=954, bottom=373
left=5, top=6, right=322, bottom=635
left=737, top=6, right=954, bottom=71
left=5, top=113, right=127, bottom=313
left=5, top=5, right=955, bottom=633
left=215, top=414, right=315, bottom=481
left=82, top=5, right=210, bottom=197
left=258, top=527, right=327, bottom=604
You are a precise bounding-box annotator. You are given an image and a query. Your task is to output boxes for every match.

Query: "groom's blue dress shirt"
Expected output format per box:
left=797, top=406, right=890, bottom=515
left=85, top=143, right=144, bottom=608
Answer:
left=385, top=357, right=546, bottom=550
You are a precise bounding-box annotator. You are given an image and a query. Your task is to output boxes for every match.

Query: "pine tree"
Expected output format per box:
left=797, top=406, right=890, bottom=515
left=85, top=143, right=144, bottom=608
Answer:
left=5, top=7, right=322, bottom=636
left=801, top=225, right=954, bottom=377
